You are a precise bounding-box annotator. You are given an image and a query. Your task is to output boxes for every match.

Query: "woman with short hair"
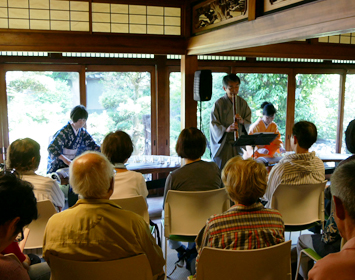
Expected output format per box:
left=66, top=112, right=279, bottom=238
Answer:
left=194, top=156, right=284, bottom=274
left=47, top=105, right=100, bottom=174
left=163, top=127, right=222, bottom=272
left=101, top=130, right=148, bottom=200
left=7, top=138, right=65, bottom=212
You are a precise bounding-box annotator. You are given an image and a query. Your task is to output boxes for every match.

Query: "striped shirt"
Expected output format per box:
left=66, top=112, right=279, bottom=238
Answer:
left=195, top=203, right=284, bottom=273
left=264, top=151, right=325, bottom=208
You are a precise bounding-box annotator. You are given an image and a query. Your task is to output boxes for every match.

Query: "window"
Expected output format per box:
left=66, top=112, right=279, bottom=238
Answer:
left=295, top=74, right=340, bottom=154
left=6, top=71, right=80, bottom=175
left=342, top=74, right=355, bottom=154
left=199, top=72, right=288, bottom=159
left=169, top=72, right=181, bottom=156
left=85, top=71, right=152, bottom=156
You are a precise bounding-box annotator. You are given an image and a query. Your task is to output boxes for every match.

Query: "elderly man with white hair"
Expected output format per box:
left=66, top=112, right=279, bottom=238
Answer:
left=308, top=161, right=355, bottom=280
left=43, top=151, right=165, bottom=280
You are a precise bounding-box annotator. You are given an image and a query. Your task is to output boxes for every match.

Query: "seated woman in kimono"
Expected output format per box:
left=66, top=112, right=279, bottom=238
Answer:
left=101, top=130, right=148, bottom=200
left=246, top=102, right=285, bottom=158
left=47, top=105, right=100, bottom=174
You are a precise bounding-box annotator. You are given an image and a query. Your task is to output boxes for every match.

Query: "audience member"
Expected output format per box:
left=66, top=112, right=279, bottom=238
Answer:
left=264, top=121, right=325, bottom=207
left=308, top=161, right=355, bottom=280
left=194, top=156, right=284, bottom=276
left=163, top=127, right=222, bottom=271
left=43, top=151, right=164, bottom=280
left=296, top=118, right=355, bottom=278
left=101, top=130, right=148, bottom=200
left=7, top=138, right=65, bottom=211
left=0, top=170, right=50, bottom=280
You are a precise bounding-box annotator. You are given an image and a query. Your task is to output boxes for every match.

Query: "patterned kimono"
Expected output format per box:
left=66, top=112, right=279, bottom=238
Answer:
left=210, top=94, right=251, bottom=169
left=47, top=122, right=100, bottom=173
left=248, top=118, right=283, bottom=158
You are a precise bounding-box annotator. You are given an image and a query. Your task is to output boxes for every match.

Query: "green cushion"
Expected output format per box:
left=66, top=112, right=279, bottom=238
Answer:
left=168, top=235, right=196, bottom=242
left=303, top=248, right=322, bottom=261
left=150, top=225, right=155, bottom=235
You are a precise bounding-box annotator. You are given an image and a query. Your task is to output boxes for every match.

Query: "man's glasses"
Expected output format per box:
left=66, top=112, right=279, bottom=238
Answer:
left=17, top=229, right=24, bottom=242
left=0, top=168, right=19, bottom=176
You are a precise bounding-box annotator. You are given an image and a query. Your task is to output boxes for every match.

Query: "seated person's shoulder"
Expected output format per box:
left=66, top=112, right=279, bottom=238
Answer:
left=0, top=254, right=30, bottom=280
left=24, top=174, right=57, bottom=186
left=308, top=251, right=355, bottom=280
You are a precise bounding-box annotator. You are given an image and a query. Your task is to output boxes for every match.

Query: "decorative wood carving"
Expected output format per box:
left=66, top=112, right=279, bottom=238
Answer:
left=193, top=0, right=248, bottom=34
left=264, top=0, right=311, bottom=12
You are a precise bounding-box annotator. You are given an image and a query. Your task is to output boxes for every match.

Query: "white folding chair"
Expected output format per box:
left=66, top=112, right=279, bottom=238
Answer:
left=48, top=253, right=153, bottom=280
left=271, top=181, right=327, bottom=238
left=111, top=195, right=149, bottom=224
left=196, top=240, right=292, bottom=280
left=163, top=188, right=230, bottom=276
left=25, top=200, right=57, bottom=250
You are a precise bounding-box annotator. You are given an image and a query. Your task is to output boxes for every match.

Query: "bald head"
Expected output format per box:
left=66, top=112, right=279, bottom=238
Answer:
left=69, top=151, right=114, bottom=199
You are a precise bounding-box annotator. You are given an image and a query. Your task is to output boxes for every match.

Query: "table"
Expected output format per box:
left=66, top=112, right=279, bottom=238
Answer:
left=54, top=155, right=181, bottom=185
left=318, top=154, right=350, bottom=163
left=259, top=153, right=350, bottom=166
left=126, top=155, right=181, bottom=174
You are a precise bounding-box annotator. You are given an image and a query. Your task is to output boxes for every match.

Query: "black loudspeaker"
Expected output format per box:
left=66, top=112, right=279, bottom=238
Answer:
left=193, top=70, right=212, bottom=101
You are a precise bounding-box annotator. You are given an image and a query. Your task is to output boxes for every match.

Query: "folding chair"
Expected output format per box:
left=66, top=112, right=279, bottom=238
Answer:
left=196, top=240, right=292, bottom=280
left=163, top=188, right=230, bottom=277
left=111, top=196, right=160, bottom=246
left=48, top=253, right=153, bottom=280
left=271, top=181, right=327, bottom=238
left=25, top=200, right=57, bottom=250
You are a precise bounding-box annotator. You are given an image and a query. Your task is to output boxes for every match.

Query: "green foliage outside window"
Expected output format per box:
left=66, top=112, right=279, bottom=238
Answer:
left=170, top=72, right=341, bottom=159
left=6, top=71, right=78, bottom=175
left=86, top=72, right=151, bottom=155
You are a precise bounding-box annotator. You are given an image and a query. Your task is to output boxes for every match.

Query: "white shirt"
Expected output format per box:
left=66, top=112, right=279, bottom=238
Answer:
left=22, top=173, right=65, bottom=211
left=265, top=151, right=325, bottom=208
left=111, top=171, right=148, bottom=199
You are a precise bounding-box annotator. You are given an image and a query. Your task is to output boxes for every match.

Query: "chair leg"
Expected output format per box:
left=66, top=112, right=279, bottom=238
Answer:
left=295, top=251, right=303, bottom=280
left=165, top=237, right=168, bottom=280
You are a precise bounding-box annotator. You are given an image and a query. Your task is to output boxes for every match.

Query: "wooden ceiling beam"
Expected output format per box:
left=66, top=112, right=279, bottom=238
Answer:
left=214, top=42, right=355, bottom=60
left=0, top=31, right=187, bottom=55
left=188, top=0, right=355, bottom=55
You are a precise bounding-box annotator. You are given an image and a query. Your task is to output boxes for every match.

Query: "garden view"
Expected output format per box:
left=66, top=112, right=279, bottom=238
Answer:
left=5, top=70, right=355, bottom=175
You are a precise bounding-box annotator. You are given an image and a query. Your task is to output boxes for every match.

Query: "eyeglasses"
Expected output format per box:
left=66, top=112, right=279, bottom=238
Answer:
left=0, top=168, right=19, bottom=177
left=16, top=229, right=24, bottom=242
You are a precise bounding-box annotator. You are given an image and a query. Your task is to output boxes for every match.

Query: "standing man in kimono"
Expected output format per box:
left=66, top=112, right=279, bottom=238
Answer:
left=210, top=74, right=251, bottom=169
left=47, top=105, right=100, bottom=174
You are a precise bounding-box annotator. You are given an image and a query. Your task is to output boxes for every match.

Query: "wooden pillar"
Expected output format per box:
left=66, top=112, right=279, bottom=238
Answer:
left=248, top=0, right=263, bottom=21
left=155, top=55, right=169, bottom=155
left=79, top=66, right=87, bottom=106
left=181, top=55, right=198, bottom=129
left=285, top=69, right=296, bottom=151
left=336, top=71, right=346, bottom=153
left=0, top=67, right=9, bottom=164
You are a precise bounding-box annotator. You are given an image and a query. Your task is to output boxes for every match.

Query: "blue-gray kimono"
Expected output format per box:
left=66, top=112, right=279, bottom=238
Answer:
left=47, top=122, right=100, bottom=173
